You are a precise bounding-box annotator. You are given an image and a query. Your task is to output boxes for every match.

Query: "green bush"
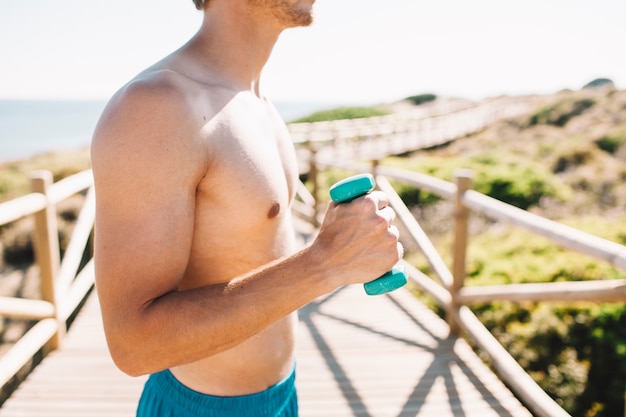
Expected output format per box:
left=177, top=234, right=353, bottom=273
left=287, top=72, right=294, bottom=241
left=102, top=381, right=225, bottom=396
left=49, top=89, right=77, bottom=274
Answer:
left=0, top=150, right=90, bottom=202
left=290, top=106, right=389, bottom=123
left=472, top=162, right=560, bottom=210
left=552, top=141, right=597, bottom=173
left=583, top=78, right=614, bottom=89
left=385, top=153, right=568, bottom=210
left=595, top=123, right=626, bottom=155
left=466, top=224, right=626, bottom=286
left=380, top=157, right=443, bottom=205
left=529, top=96, right=596, bottom=127
left=464, top=216, right=626, bottom=417
left=404, top=93, right=437, bottom=106
left=478, top=302, right=626, bottom=416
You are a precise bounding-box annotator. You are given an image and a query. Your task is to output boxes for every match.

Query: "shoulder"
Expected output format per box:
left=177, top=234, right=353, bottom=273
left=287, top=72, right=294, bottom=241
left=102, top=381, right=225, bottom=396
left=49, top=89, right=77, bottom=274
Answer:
left=90, top=67, right=215, bottom=200
left=93, top=66, right=209, bottom=164
left=94, top=68, right=197, bottom=145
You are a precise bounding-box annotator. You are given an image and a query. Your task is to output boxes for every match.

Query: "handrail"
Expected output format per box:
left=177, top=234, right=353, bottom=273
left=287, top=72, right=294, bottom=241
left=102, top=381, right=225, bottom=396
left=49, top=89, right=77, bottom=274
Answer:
left=0, top=194, right=47, bottom=225
left=292, top=96, right=540, bottom=174
left=462, top=188, right=626, bottom=270
left=375, top=176, right=453, bottom=290
left=0, top=169, right=95, bottom=390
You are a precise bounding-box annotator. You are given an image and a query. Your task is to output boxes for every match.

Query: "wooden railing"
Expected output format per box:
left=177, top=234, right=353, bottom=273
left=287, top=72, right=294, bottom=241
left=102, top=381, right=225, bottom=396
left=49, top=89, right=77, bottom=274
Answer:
left=0, top=170, right=95, bottom=389
left=290, top=96, right=540, bottom=173
left=296, top=157, right=626, bottom=417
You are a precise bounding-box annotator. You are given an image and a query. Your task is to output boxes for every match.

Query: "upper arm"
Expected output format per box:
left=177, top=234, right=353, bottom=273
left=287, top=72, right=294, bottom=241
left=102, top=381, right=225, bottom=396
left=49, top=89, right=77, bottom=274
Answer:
left=91, top=80, right=207, bottom=326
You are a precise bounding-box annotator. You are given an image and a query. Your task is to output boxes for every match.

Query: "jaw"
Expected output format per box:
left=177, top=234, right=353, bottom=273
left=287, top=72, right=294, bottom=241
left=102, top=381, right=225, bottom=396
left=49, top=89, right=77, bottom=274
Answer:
left=251, top=0, right=315, bottom=29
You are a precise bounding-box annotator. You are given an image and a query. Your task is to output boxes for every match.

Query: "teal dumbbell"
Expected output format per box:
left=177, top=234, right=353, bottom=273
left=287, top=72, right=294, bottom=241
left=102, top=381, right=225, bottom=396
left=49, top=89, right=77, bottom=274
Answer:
left=329, top=173, right=407, bottom=296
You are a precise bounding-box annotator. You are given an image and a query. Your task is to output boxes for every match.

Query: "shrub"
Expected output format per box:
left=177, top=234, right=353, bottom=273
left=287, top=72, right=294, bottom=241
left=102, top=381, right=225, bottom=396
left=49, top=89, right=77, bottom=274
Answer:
left=583, top=78, right=614, bottom=89
left=0, top=149, right=90, bottom=202
left=595, top=123, right=626, bottom=155
left=529, top=97, right=596, bottom=127
left=404, top=93, right=437, bottom=106
left=464, top=216, right=626, bottom=417
left=552, top=142, right=596, bottom=173
left=472, top=162, right=561, bottom=210
left=385, top=153, right=568, bottom=210
left=1, top=220, right=35, bottom=265
left=290, top=106, right=389, bottom=123
left=480, top=302, right=626, bottom=416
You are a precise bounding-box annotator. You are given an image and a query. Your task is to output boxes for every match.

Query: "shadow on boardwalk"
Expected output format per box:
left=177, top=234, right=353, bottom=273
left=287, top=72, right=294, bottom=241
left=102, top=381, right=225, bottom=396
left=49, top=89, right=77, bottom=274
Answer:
left=296, top=285, right=531, bottom=417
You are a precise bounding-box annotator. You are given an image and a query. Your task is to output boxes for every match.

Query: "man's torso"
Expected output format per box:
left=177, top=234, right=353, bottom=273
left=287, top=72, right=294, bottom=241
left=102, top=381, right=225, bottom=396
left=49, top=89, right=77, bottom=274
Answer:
left=145, top=65, right=301, bottom=395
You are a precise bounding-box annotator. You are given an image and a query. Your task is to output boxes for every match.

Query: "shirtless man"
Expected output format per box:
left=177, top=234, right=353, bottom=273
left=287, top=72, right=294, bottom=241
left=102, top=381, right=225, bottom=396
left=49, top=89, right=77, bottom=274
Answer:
left=90, top=0, right=402, bottom=416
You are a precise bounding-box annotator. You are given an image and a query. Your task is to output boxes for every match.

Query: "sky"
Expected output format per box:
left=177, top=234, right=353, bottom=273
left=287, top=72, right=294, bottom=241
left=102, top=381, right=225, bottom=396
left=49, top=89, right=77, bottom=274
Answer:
left=1, top=0, right=625, bottom=106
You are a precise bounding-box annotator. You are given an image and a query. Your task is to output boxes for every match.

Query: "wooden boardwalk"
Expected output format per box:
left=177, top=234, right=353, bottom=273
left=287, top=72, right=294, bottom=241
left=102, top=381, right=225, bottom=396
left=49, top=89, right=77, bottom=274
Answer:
left=0, top=284, right=533, bottom=417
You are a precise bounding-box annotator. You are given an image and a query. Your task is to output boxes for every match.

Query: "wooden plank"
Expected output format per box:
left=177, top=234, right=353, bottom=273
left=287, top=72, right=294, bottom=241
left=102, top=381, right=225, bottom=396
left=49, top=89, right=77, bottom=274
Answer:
left=47, top=170, right=93, bottom=205
left=0, top=297, right=55, bottom=320
left=296, top=285, right=533, bottom=417
left=455, top=306, right=571, bottom=417
left=459, top=279, right=626, bottom=303
left=0, top=295, right=146, bottom=417
left=0, top=286, right=533, bottom=417
left=0, top=193, right=47, bottom=226
left=462, top=189, right=626, bottom=271
left=0, top=319, right=58, bottom=388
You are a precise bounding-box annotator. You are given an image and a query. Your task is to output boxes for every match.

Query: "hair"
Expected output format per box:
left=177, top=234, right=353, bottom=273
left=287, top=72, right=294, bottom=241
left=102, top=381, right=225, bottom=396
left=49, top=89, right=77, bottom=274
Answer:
left=192, top=0, right=207, bottom=10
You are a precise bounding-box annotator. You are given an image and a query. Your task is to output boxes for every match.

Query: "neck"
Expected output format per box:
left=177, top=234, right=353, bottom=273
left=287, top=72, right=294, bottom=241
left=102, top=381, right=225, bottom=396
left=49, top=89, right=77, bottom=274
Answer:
left=184, top=3, right=284, bottom=97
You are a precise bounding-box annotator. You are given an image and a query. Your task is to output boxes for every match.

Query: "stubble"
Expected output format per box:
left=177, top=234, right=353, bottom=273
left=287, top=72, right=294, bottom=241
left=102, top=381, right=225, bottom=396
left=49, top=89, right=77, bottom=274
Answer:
left=250, top=0, right=314, bottom=28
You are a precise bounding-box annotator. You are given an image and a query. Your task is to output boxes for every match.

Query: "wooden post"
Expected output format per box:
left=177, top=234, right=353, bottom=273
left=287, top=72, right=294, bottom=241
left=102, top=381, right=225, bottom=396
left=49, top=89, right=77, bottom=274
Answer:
left=449, top=169, right=473, bottom=335
left=370, top=159, right=380, bottom=177
left=308, top=143, right=320, bottom=226
left=31, top=170, right=63, bottom=349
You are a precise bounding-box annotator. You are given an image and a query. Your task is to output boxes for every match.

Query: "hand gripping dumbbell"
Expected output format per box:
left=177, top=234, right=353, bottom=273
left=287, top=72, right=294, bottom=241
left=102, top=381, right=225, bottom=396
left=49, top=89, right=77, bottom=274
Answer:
left=329, top=173, right=407, bottom=295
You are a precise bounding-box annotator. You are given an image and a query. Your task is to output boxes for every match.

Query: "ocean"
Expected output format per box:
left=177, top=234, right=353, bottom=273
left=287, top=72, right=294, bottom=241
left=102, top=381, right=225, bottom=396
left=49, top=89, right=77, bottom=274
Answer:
left=0, top=99, right=339, bottom=163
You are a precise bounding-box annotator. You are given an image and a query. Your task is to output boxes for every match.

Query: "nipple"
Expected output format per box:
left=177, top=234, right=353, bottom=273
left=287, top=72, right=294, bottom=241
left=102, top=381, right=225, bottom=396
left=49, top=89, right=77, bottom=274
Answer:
left=267, top=201, right=281, bottom=219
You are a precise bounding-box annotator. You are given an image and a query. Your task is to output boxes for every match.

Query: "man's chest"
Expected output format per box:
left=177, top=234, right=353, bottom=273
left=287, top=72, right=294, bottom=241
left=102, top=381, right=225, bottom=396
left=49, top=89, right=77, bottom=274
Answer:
left=195, top=109, right=299, bottom=229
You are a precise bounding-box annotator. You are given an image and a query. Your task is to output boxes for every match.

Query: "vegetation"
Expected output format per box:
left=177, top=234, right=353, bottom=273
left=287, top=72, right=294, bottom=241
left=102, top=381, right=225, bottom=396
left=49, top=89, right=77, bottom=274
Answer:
left=0, top=149, right=90, bottom=203
left=595, top=122, right=626, bottom=155
left=0, top=149, right=90, bottom=265
left=404, top=93, right=437, bottom=106
left=289, top=95, right=435, bottom=124
left=290, top=105, right=389, bottom=123
left=583, top=78, right=615, bottom=89
left=385, top=153, right=570, bottom=210
left=393, top=86, right=626, bottom=416
left=528, top=96, right=596, bottom=127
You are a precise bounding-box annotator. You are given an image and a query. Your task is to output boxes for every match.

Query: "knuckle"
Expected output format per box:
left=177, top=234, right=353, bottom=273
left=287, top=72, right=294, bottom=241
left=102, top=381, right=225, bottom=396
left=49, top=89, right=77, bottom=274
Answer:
left=373, top=214, right=389, bottom=232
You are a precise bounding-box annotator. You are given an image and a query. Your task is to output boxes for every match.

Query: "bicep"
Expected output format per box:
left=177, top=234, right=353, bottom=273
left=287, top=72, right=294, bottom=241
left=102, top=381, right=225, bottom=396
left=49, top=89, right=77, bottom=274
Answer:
left=94, top=182, right=195, bottom=310
left=91, top=86, right=204, bottom=321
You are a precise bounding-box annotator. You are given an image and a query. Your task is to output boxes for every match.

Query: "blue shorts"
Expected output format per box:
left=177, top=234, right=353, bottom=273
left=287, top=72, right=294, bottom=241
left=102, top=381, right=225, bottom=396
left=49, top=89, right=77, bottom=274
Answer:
left=136, top=367, right=298, bottom=417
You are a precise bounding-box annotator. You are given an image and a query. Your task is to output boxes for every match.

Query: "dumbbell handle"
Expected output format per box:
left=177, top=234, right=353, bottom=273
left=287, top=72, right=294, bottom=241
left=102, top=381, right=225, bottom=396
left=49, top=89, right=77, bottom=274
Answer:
left=329, top=174, right=407, bottom=295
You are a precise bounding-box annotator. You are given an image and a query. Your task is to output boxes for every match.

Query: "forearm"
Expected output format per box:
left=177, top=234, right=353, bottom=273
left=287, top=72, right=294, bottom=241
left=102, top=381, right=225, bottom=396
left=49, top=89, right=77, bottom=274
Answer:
left=103, top=247, right=331, bottom=376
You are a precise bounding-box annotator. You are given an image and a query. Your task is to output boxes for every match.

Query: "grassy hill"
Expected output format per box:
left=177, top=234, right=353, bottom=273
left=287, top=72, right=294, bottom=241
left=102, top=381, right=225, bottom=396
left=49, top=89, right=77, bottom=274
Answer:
left=421, top=86, right=626, bottom=218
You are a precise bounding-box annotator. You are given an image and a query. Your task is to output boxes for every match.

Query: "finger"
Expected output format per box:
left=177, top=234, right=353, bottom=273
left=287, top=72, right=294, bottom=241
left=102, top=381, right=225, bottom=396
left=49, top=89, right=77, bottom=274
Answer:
left=379, top=205, right=396, bottom=227
left=368, top=191, right=389, bottom=210
left=388, top=224, right=400, bottom=239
